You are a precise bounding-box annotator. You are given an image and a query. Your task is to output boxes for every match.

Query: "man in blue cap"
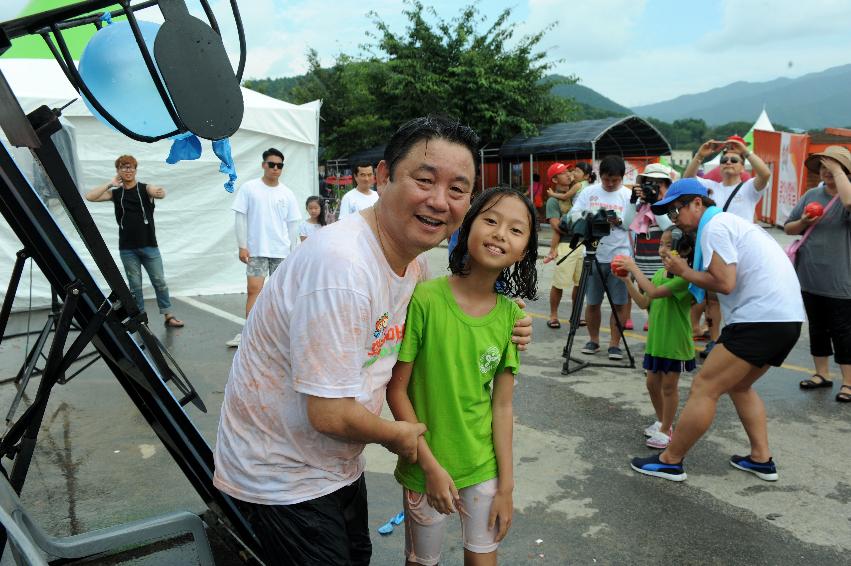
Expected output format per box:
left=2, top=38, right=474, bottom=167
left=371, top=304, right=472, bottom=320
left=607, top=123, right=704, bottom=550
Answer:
left=629, top=178, right=804, bottom=482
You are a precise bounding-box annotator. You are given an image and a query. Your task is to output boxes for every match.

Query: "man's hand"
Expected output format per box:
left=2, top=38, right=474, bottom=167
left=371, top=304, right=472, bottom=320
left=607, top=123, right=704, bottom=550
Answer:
left=510, top=311, right=532, bottom=351
left=697, top=140, right=726, bottom=158
left=238, top=248, right=250, bottom=264
left=382, top=421, right=426, bottom=464
left=725, top=138, right=748, bottom=155
left=424, top=464, right=463, bottom=515
left=488, top=490, right=514, bottom=542
left=661, top=249, right=689, bottom=276
left=111, top=174, right=122, bottom=187
left=543, top=248, right=558, bottom=264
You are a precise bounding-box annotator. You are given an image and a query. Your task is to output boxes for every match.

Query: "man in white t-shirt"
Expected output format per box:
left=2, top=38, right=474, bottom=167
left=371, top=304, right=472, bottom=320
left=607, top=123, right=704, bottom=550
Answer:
left=213, top=116, right=532, bottom=565
left=339, top=162, right=379, bottom=218
left=631, top=179, right=804, bottom=483
left=683, top=135, right=772, bottom=357
left=568, top=155, right=635, bottom=360
left=225, top=148, right=301, bottom=347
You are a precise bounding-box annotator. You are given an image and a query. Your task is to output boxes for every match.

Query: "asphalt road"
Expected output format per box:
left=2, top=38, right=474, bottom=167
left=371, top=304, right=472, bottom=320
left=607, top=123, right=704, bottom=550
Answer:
left=1, top=232, right=849, bottom=565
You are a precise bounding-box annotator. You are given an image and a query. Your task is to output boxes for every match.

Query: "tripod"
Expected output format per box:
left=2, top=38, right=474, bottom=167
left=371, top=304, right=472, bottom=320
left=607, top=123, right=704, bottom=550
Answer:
left=559, top=240, right=635, bottom=374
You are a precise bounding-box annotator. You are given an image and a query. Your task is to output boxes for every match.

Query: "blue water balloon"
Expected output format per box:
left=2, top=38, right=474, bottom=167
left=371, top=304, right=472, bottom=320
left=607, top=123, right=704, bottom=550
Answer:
left=78, top=20, right=178, bottom=138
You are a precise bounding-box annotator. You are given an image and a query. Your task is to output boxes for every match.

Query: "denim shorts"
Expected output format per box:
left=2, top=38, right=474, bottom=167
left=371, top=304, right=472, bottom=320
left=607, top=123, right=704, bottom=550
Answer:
left=585, top=261, right=628, bottom=306
left=246, top=256, right=284, bottom=277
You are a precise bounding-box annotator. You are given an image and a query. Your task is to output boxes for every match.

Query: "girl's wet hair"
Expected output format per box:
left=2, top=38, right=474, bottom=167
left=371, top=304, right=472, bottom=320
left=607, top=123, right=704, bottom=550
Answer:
left=573, top=162, right=597, bottom=184
left=305, top=195, right=326, bottom=226
left=449, top=186, right=538, bottom=300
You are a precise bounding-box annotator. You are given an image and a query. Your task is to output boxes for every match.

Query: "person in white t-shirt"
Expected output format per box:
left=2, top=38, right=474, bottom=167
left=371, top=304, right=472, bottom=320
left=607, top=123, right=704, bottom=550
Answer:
left=631, top=179, right=804, bottom=483
left=339, top=162, right=379, bottom=219
left=213, top=116, right=532, bottom=565
left=226, top=148, right=301, bottom=347
left=568, top=155, right=636, bottom=360
left=683, top=135, right=772, bottom=358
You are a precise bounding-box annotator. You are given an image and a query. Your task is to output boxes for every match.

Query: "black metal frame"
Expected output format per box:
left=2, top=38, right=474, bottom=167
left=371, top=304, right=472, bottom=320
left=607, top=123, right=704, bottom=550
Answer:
left=0, top=0, right=259, bottom=559
left=560, top=241, right=636, bottom=375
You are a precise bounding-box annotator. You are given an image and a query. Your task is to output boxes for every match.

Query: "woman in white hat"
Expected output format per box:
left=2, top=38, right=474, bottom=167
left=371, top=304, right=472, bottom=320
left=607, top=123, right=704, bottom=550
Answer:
left=784, top=145, right=851, bottom=403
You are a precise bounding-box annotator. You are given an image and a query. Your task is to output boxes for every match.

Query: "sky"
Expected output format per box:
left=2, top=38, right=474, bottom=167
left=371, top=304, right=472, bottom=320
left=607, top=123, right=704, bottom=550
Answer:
left=3, top=0, right=850, bottom=108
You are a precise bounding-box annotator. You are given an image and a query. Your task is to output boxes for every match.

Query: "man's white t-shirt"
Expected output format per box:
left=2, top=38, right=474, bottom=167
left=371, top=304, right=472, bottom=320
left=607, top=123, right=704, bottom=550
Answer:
left=570, top=183, right=634, bottom=263
left=213, top=213, right=428, bottom=505
left=231, top=178, right=301, bottom=257
left=700, top=212, right=804, bottom=325
left=696, top=177, right=763, bottom=221
left=339, top=188, right=379, bottom=218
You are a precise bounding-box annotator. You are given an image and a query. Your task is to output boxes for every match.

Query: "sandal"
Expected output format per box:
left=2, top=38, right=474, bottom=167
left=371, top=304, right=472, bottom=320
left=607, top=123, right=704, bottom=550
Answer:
left=547, top=319, right=561, bottom=329
left=836, top=384, right=851, bottom=403
left=164, top=315, right=185, bottom=328
left=578, top=319, right=587, bottom=327
left=799, top=374, right=832, bottom=389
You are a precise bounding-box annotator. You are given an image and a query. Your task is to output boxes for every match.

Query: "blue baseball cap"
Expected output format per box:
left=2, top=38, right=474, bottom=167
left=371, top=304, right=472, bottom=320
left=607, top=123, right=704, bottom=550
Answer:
left=650, top=178, right=709, bottom=215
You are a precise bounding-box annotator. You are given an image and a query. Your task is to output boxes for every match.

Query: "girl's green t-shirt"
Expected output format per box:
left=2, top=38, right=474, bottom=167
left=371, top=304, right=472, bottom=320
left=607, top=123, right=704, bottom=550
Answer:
left=394, top=276, right=521, bottom=493
left=645, top=268, right=695, bottom=361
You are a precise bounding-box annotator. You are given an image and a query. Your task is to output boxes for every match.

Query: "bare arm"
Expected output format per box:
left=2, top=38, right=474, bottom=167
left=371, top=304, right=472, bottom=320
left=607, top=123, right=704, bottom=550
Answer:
left=784, top=212, right=818, bottom=235
left=306, top=395, right=425, bottom=463
left=664, top=250, right=736, bottom=295
left=543, top=217, right=562, bottom=263
left=85, top=175, right=120, bottom=202
left=545, top=189, right=570, bottom=201
left=621, top=276, right=651, bottom=310
left=726, top=138, right=771, bottom=191
left=489, top=369, right=515, bottom=542
left=683, top=140, right=725, bottom=179
left=287, top=220, right=300, bottom=252
left=146, top=185, right=166, bottom=199
left=824, top=158, right=851, bottom=210
left=235, top=212, right=249, bottom=263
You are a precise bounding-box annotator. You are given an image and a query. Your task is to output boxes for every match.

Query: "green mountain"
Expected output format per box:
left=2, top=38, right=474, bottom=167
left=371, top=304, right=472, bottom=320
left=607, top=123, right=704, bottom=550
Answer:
left=632, top=64, right=851, bottom=130
left=546, top=75, right=632, bottom=116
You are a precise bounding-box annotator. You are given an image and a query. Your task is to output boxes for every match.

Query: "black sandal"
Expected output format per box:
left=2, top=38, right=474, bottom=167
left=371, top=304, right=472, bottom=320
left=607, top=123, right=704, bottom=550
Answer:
left=800, top=374, right=832, bottom=389
left=547, top=319, right=561, bottom=329
left=836, top=384, right=851, bottom=403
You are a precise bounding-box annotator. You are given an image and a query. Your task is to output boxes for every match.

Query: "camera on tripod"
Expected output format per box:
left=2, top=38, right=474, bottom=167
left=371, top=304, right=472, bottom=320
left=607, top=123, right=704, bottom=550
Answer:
left=559, top=208, right=612, bottom=249
left=630, top=179, right=661, bottom=205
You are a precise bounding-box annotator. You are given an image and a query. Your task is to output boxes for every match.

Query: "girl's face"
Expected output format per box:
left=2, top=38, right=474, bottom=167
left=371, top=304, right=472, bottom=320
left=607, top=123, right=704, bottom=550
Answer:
left=658, top=231, right=673, bottom=257
left=307, top=201, right=321, bottom=219
left=466, top=195, right=531, bottom=272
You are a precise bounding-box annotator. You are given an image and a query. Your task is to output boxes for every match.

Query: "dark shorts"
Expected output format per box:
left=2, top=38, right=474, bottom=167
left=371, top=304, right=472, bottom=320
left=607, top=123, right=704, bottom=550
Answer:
left=717, top=322, right=802, bottom=368
left=236, top=474, right=371, bottom=566
left=643, top=354, right=697, bottom=374
left=801, top=291, right=851, bottom=365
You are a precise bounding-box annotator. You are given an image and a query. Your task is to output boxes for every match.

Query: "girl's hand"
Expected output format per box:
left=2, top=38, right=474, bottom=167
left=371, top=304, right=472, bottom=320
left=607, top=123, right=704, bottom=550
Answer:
left=546, top=188, right=556, bottom=198
left=543, top=248, right=558, bottom=264
left=424, top=465, right=463, bottom=515
left=614, top=255, right=636, bottom=272
left=488, top=490, right=513, bottom=542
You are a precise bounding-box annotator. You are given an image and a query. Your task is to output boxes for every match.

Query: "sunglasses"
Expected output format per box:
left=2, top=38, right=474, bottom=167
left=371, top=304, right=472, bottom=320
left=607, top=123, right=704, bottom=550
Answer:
left=667, top=201, right=688, bottom=221
left=720, top=156, right=741, bottom=164
left=265, top=161, right=284, bottom=169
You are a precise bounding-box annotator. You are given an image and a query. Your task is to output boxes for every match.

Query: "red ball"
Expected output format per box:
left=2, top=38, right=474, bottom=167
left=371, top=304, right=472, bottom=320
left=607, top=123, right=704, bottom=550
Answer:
left=612, top=255, right=629, bottom=277
left=804, top=202, right=824, bottom=218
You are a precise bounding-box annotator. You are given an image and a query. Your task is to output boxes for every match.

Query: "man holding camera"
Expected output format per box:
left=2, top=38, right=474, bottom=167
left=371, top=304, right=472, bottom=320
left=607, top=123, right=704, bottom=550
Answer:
left=569, top=155, right=635, bottom=359
left=683, top=136, right=772, bottom=357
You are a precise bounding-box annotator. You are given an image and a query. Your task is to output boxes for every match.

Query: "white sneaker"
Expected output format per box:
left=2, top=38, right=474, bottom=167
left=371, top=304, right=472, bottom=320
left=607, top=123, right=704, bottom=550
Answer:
left=646, top=430, right=672, bottom=449
left=225, top=333, right=241, bottom=348
left=643, top=420, right=661, bottom=437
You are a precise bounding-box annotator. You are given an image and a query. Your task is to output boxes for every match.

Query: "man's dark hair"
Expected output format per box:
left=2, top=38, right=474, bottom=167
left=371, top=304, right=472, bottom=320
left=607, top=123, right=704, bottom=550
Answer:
left=599, top=155, right=626, bottom=178
left=383, top=115, right=480, bottom=180
left=262, top=148, right=284, bottom=162
left=448, top=186, right=538, bottom=301
left=354, top=163, right=373, bottom=175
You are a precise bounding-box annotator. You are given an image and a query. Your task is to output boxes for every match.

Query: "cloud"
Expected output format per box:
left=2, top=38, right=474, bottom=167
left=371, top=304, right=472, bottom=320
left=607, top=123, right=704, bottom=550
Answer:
left=700, top=0, right=850, bottom=48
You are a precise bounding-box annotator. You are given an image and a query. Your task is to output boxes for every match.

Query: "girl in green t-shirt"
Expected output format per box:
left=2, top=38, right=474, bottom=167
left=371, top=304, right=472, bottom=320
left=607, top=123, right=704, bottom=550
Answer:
left=387, top=187, right=538, bottom=566
left=613, top=227, right=696, bottom=450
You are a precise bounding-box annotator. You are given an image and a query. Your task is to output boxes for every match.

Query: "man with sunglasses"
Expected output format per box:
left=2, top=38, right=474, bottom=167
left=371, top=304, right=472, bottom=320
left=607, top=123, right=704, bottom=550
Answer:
left=682, top=136, right=772, bottom=357
left=630, top=178, right=804, bottom=482
left=226, top=148, right=301, bottom=347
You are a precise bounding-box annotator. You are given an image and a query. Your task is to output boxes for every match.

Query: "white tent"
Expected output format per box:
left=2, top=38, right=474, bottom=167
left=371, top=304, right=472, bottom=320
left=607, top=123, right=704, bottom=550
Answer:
left=0, top=58, right=321, bottom=308
left=702, top=108, right=776, bottom=173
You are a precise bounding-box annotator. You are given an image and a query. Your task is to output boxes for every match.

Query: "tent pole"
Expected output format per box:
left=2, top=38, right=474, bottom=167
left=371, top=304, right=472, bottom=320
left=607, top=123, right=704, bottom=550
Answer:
left=480, top=149, right=485, bottom=192
left=592, top=141, right=597, bottom=167
left=529, top=153, right=534, bottom=202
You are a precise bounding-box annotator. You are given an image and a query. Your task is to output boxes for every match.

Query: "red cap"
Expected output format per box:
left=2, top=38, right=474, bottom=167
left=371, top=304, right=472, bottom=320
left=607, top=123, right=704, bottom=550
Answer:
left=726, top=135, right=747, bottom=145
left=546, top=162, right=568, bottom=182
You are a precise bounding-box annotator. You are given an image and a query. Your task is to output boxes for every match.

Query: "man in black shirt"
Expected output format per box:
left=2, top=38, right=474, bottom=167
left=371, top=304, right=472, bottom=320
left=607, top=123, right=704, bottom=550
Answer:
left=85, top=155, right=184, bottom=327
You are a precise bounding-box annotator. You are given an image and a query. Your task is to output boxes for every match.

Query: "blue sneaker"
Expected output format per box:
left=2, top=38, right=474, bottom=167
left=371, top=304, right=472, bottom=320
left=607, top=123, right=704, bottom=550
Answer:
left=630, top=454, right=687, bottom=481
left=581, top=341, right=600, bottom=355
left=699, top=340, right=715, bottom=359
left=730, top=455, right=778, bottom=481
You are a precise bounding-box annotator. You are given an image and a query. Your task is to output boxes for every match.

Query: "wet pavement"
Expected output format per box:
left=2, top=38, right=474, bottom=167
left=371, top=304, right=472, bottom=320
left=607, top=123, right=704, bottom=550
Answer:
left=1, top=227, right=850, bottom=565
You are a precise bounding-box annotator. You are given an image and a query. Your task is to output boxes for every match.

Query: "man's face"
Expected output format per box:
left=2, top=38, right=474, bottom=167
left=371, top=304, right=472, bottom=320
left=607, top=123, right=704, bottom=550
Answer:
left=355, top=166, right=374, bottom=190
left=601, top=173, right=623, bottom=192
left=262, top=155, right=284, bottom=180
left=117, top=162, right=136, bottom=184
left=669, top=197, right=701, bottom=232
left=376, top=138, right=475, bottom=256
left=719, top=150, right=744, bottom=177
left=553, top=170, right=572, bottom=188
